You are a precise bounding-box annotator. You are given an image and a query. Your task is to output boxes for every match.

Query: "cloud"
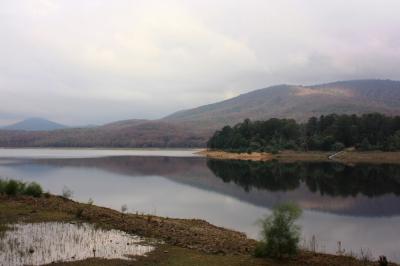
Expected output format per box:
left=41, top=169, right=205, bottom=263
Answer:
left=0, top=0, right=399, bottom=125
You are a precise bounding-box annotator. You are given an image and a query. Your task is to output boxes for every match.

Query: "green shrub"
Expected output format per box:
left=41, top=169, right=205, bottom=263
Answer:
left=255, top=203, right=302, bottom=258
left=0, top=179, right=6, bottom=194
left=0, top=179, right=43, bottom=197
left=24, top=182, right=43, bottom=197
left=5, top=180, right=20, bottom=196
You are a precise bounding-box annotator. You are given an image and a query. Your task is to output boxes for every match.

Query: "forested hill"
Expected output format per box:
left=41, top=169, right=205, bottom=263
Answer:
left=1, top=79, right=400, bottom=148
left=207, top=113, right=400, bottom=152
left=164, top=79, right=400, bottom=128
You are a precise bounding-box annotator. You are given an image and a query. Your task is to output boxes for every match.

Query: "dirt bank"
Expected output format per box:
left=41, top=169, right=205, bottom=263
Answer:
left=198, top=149, right=400, bottom=164
left=0, top=196, right=395, bottom=266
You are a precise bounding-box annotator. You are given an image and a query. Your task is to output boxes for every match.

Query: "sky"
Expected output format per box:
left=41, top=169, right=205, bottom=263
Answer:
left=1, top=0, right=400, bottom=126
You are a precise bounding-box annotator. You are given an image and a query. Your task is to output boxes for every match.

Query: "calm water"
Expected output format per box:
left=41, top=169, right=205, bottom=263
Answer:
left=0, top=148, right=399, bottom=262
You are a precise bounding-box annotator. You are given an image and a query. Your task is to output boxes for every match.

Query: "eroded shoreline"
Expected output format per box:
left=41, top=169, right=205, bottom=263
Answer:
left=198, top=149, right=400, bottom=164
left=0, top=195, right=396, bottom=266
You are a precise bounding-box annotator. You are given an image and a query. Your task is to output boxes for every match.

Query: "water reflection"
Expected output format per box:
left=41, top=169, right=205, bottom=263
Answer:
left=207, top=159, right=400, bottom=197
left=0, top=154, right=400, bottom=261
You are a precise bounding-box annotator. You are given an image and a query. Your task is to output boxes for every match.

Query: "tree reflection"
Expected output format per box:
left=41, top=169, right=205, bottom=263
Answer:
left=207, top=159, right=400, bottom=197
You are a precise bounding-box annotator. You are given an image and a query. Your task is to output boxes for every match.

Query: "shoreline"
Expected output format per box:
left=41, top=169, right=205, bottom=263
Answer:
left=0, top=195, right=390, bottom=266
left=198, top=149, right=400, bottom=164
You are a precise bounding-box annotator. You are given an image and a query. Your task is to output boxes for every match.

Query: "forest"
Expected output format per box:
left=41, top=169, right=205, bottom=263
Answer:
left=207, top=113, right=400, bottom=152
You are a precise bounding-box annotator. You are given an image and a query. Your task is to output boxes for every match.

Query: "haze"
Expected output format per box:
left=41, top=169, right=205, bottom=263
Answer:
left=1, top=0, right=400, bottom=126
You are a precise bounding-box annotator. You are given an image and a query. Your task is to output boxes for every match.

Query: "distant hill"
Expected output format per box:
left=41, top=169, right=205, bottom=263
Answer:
left=0, top=79, right=400, bottom=147
left=163, top=79, right=400, bottom=128
left=2, top=118, right=67, bottom=131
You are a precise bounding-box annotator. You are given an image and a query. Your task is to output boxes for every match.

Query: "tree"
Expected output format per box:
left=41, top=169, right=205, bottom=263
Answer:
left=360, top=138, right=371, bottom=151
left=255, top=203, right=302, bottom=258
left=331, top=142, right=345, bottom=151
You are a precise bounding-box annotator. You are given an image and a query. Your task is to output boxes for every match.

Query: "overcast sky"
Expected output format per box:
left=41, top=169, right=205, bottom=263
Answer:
left=1, top=0, right=400, bottom=125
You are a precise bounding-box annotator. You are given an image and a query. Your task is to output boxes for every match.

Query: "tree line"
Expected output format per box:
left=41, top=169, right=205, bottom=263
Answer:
left=207, top=113, right=400, bottom=152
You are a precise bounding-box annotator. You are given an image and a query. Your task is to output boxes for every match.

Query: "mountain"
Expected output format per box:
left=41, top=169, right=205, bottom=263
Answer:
left=0, top=79, right=400, bottom=147
left=163, top=79, right=400, bottom=128
left=2, top=118, right=67, bottom=131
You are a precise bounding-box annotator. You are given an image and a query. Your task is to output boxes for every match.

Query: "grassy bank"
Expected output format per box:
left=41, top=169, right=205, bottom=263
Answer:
left=0, top=195, right=393, bottom=266
left=199, top=149, right=400, bottom=164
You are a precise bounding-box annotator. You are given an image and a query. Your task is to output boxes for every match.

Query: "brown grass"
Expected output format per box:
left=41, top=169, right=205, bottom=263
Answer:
left=199, top=149, right=400, bottom=164
left=196, top=150, right=273, bottom=161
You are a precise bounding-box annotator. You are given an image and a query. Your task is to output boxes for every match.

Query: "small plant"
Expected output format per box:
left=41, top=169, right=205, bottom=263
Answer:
left=62, top=186, right=73, bottom=199
left=336, top=241, right=345, bottom=255
left=87, top=198, right=94, bottom=205
left=24, top=182, right=43, bottom=197
left=359, top=248, right=373, bottom=264
left=121, top=204, right=128, bottom=214
left=378, top=256, right=388, bottom=266
left=255, top=202, right=302, bottom=258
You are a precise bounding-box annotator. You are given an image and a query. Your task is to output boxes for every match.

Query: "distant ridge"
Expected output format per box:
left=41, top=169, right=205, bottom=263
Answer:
left=163, top=79, right=400, bottom=127
left=2, top=118, right=67, bottom=131
left=0, top=79, right=400, bottom=147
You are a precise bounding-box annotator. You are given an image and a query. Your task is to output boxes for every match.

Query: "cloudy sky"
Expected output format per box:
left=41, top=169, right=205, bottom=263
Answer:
left=1, top=0, right=400, bottom=126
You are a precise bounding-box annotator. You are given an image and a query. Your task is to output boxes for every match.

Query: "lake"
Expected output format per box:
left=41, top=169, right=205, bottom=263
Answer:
left=0, top=148, right=399, bottom=262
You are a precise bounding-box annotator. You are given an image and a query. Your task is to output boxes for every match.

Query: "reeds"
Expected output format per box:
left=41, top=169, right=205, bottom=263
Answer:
left=0, top=222, right=155, bottom=265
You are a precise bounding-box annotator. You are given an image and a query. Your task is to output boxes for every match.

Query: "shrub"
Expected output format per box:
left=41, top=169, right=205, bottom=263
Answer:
left=0, top=179, right=5, bottom=194
left=331, top=142, right=345, bottom=151
left=379, top=256, right=388, bottom=266
left=255, top=203, right=302, bottom=258
left=5, top=180, right=21, bottom=196
left=121, top=204, right=128, bottom=213
left=0, top=179, right=43, bottom=197
left=359, top=138, right=371, bottom=151
left=24, top=182, right=43, bottom=197
left=62, top=186, right=73, bottom=199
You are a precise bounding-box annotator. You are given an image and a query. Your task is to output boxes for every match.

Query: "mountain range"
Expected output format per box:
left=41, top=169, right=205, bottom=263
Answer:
left=1, top=79, right=400, bottom=147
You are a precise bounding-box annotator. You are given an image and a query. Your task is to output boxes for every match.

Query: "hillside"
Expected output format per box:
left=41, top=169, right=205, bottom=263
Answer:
left=2, top=118, right=67, bottom=131
left=164, top=79, right=400, bottom=128
left=0, top=120, right=208, bottom=147
left=0, top=79, right=400, bottom=147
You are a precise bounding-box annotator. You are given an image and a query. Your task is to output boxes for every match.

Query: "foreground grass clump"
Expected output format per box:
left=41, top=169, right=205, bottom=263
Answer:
left=0, top=178, right=43, bottom=197
left=255, top=203, right=302, bottom=258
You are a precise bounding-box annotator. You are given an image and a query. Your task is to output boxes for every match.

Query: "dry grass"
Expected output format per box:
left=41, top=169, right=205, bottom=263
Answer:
left=197, top=150, right=273, bottom=161
left=199, top=149, right=400, bottom=164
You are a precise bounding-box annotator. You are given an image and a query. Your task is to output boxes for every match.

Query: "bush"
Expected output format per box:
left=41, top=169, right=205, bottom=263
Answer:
left=5, top=180, right=21, bottom=196
left=24, top=182, right=43, bottom=197
left=62, top=186, right=73, bottom=199
left=331, top=142, right=345, bottom=151
left=0, top=179, right=5, bottom=194
left=0, top=179, right=43, bottom=197
left=255, top=203, right=302, bottom=258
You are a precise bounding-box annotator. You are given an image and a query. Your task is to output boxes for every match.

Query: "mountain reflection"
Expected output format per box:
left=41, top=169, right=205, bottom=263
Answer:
left=207, top=159, right=400, bottom=197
